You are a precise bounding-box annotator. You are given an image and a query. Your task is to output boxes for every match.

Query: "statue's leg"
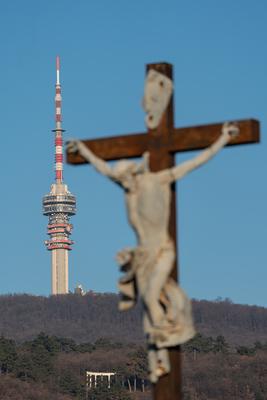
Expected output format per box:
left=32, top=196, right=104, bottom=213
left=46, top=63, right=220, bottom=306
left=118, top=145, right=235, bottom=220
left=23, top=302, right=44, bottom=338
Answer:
left=163, top=280, right=188, bottom=322
left=144, top=312, right=170, bottom=382
left=154, top=280, right=196, bottom=348
left=143, top=246, right=175, bottom=327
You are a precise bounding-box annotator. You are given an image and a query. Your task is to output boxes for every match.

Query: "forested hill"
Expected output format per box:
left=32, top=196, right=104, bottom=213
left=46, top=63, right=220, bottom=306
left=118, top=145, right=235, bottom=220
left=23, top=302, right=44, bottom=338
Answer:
left=0, top=293, right=266, bottom=345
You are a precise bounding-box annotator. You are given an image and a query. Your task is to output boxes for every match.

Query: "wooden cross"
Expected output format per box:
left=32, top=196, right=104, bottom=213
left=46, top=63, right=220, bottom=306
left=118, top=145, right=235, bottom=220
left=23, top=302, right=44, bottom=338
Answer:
left=67, top=62, right=260, bottom=400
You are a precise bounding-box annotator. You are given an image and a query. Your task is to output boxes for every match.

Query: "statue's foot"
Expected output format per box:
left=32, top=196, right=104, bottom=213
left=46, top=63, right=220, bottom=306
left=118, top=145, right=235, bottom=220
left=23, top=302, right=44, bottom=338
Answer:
left=148, top=348, right=170, bottom=383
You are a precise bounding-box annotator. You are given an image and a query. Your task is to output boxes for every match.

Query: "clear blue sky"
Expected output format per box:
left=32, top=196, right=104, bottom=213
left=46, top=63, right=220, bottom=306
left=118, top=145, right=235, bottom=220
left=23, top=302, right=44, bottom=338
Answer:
left=0, top=0, right=266, bottom=307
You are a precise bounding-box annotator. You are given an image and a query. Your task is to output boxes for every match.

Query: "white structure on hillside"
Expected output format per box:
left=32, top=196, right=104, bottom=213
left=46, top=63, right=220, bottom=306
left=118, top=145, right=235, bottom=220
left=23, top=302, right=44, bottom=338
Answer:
left=86, top=371, right=116, bottom=389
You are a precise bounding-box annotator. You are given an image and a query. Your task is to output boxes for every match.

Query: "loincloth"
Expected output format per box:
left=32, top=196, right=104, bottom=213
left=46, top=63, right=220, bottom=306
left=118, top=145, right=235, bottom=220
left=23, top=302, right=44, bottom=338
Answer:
left=118, top=239, right=175, bottom=310
left=118, top=239, right=195, bottom=349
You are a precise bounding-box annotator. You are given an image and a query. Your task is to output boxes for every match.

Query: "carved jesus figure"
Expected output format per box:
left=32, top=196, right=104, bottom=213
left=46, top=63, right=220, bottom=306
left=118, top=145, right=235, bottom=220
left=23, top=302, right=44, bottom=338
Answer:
left=67, top=122, right=238, bottom=382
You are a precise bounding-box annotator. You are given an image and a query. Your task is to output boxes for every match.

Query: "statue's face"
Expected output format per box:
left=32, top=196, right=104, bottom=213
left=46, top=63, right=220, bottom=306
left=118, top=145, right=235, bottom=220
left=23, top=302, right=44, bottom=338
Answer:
left=143, top=70, right=173, bottom=130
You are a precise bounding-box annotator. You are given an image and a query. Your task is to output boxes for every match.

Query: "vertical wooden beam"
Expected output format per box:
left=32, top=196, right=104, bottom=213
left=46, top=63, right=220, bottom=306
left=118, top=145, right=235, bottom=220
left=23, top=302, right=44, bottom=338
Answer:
left=146, top=63, right=181, bottom=400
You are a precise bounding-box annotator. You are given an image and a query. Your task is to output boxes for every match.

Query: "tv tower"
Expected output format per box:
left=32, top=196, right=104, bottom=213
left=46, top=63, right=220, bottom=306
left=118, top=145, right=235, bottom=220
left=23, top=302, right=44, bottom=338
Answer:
left=42, top=56, right=76, bottom=295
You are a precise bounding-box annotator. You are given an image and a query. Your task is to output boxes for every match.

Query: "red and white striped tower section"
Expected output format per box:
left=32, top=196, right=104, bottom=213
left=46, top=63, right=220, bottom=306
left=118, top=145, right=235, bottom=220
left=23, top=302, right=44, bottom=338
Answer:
left=55, top=56, right=64, bottom=183
left=42, top=56, right=76, bottom=295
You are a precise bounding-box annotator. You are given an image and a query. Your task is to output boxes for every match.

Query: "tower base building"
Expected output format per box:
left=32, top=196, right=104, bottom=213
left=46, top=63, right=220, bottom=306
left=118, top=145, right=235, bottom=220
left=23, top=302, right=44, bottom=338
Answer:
left=43, top=183, right=76, bottom=295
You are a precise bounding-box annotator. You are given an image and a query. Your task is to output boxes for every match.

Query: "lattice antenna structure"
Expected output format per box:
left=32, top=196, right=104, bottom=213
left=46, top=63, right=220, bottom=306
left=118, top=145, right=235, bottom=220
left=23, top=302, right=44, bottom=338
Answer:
left=42, top=57, right=76, bottom=295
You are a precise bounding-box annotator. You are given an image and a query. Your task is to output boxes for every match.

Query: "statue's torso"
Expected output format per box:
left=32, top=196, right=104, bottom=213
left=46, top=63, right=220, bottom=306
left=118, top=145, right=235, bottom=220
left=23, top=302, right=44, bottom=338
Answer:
left=125, top=172, right=171, bottom=247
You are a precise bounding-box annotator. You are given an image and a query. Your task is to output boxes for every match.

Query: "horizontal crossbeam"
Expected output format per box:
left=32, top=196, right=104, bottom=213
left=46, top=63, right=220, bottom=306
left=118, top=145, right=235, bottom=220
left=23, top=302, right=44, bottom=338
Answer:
left=66, top=119, right=260, bottom=165
left=170, top=118, right=259, bottom=152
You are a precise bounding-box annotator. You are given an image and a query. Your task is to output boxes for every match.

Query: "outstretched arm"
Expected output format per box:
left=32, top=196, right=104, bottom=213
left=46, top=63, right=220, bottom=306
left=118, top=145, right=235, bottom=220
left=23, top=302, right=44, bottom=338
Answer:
left=66, top=140, right=114, bottom=178
left=158, top=122, right=239, bottom=184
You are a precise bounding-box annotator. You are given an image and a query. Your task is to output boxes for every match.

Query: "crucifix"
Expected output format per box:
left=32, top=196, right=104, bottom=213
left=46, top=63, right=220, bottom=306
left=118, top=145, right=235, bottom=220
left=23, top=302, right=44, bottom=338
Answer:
left=66, top=62, right=260, bottom=400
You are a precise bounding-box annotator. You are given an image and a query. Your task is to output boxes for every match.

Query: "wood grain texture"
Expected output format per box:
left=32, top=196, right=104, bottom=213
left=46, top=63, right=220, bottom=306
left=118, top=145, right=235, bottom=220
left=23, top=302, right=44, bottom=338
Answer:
left=67, top=132, right=149, bottom=164
left=66, top=119, right=259, bottom=164
left=169, top=119, right=260, bottom=153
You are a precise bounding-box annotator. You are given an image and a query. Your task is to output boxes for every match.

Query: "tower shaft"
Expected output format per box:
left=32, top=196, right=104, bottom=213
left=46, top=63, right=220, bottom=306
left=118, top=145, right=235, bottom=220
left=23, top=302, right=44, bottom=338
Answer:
left=52, top=249, right=68, bottom=294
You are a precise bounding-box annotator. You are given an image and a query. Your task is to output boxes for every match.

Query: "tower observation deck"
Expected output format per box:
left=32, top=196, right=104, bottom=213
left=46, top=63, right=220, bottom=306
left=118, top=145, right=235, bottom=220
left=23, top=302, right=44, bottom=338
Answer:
left=42, top=57, right=76, bottom=295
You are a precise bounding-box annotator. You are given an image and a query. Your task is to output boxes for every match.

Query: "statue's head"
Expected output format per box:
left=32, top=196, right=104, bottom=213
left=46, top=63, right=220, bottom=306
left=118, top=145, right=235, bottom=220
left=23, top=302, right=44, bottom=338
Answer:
left=142, top=69, right=173, bottom=129
left=112, top=152, right=150, bottom=186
